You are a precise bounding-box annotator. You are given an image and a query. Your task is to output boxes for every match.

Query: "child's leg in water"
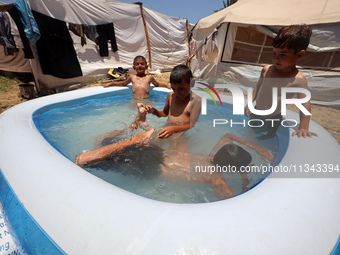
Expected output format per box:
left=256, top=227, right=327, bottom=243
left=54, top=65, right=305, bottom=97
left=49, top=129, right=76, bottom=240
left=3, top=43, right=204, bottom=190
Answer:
left=76, top=127, right=155, bottom=167
left=97, top=103, right=148, bottom=144
left=130, top=103, right=148, bottom=129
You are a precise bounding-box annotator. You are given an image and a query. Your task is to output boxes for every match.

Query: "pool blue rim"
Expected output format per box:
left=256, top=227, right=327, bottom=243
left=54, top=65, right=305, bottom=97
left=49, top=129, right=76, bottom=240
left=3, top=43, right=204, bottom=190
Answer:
left=0, top=88, right=291, bottom=254
left=331, top=235, right=340, bottom=255
left=0, top=168, right=66, bottom=255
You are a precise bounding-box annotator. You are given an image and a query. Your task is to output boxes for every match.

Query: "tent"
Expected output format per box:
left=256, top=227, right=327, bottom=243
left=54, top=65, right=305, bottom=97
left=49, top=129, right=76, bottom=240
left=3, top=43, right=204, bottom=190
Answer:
left=190, top=0, right=340, bottom=107
left=0, top=0, right=190, bottom=90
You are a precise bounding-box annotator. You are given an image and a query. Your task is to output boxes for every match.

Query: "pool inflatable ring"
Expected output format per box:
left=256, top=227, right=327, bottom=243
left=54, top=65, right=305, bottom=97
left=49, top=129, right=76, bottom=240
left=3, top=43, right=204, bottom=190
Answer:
left=0, top=86, right=340, bottom=254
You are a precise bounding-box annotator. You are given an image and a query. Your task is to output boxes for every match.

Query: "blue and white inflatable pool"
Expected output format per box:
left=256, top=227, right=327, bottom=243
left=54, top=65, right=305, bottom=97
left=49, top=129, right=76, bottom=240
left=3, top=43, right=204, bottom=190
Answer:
left=0, top=86, right=340, bottom=255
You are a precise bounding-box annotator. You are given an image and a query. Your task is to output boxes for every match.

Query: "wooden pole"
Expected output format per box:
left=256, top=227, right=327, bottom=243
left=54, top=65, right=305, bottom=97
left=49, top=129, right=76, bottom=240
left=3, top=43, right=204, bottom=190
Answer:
left=185, top=19, right=192, bottom=66
left=137, top=2, right=152, bottom=69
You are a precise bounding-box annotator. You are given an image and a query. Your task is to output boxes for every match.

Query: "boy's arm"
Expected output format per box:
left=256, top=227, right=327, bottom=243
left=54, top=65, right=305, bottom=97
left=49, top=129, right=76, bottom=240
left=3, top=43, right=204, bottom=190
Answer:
left=210, top=133, right=274, bottom=162
left=150, top=76, right=171, bottom=89
left=292, top=83, right=318, bottom=138
left=145, top=93, right=171, bottom=117
left=102, top=76, right=132, bottom=88
left=157, top=124, right=190, bottom=139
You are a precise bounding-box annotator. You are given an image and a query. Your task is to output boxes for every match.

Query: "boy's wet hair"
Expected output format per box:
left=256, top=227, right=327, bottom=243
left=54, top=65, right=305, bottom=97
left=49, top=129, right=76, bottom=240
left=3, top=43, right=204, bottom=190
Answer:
left=170, top=65, right=193, bottom=84
left=272, top=24, right=312, bottom=52
left=213, top=144, right=252, bottom=171
left=134, top=55, right=147, bottom=62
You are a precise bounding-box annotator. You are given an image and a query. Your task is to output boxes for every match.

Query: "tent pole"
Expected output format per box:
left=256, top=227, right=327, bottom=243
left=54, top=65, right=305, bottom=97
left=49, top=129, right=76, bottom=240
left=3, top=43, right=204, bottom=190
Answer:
left=137, top=2, right=152, bottom=69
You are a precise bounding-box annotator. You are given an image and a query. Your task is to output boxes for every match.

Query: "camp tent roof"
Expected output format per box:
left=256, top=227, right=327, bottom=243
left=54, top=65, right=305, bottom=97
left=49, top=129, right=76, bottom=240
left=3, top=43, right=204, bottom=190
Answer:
left=196, top=0, right=340, bottom=30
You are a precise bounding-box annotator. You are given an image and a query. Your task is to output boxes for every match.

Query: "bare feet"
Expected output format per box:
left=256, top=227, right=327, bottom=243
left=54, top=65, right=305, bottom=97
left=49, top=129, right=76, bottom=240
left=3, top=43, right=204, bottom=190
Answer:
left=135, top=126, right=155, bottom=145
left=130, top=103, right=148, bottom=129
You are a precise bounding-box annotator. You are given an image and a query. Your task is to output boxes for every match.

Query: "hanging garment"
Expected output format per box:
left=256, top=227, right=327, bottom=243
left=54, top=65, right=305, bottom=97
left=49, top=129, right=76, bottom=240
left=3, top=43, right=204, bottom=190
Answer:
left=7, top=11, right=24, bottom=48
left=82, top=23, right=118, bottom=57
left=190, top=38, right=196, bottom=57
left=69, top=23, right=86, bottom=46
left=8, top=6, right=34, bottom=58
left=0, top=13, right=18, bottom=55
left=13, top=0, right=40, bottom=45
left=204, top=29, right=219, bottom=61
left=96, top=23, right=118, bottom=57
left=82, top=25, right=98, bottom=43
left=33, top=11, right=82, bottom=79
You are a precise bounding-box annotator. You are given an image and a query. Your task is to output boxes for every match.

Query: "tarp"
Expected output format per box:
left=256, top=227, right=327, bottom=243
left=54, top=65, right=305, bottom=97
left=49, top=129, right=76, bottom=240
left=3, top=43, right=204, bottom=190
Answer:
left=0, top=0, right=189, bottom=88
left=195, top=0, right=340, bottom=29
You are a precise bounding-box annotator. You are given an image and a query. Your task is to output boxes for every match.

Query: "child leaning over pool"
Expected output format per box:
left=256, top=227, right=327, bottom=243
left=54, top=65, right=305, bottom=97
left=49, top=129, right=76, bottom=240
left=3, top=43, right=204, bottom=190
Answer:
left=245, top=24, right=318, bottom=139
left=102, top=55, right=171, bottom=99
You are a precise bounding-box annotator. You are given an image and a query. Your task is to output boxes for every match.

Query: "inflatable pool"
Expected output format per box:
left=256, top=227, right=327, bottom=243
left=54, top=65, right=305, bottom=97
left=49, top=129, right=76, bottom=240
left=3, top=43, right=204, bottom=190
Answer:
left=0, top=86, right=340, bottom=255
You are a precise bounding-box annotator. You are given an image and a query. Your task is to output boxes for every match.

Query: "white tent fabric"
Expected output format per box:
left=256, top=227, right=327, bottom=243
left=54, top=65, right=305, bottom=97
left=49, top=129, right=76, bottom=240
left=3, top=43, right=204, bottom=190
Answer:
left=1, top=0, right=189, bottom=88
left=191, top=0, right=340, bottom=107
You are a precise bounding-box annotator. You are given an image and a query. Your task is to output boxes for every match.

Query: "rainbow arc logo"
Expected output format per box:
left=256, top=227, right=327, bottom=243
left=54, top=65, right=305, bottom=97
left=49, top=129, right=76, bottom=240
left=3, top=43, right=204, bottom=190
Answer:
left=196, top=81, right=222, bottom=106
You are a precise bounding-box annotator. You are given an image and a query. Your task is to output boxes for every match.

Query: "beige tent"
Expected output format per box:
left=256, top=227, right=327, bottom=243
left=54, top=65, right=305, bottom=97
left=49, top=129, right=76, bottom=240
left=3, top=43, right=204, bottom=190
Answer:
left=191, top=0, right=340, bottom=106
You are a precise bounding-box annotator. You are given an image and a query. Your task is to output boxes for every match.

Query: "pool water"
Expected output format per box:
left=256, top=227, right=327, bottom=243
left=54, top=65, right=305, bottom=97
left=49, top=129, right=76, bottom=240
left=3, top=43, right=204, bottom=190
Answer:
left=33, top=89, right=284, bottom=203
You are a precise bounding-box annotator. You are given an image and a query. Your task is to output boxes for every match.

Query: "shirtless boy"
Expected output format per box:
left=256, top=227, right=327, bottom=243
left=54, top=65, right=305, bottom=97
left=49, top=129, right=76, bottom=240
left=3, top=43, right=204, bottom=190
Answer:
left=102, top=55, right=171, bottom=99
left=143, top=64, right=201, bottom=139
left=245, top=24, right=317, bottom=139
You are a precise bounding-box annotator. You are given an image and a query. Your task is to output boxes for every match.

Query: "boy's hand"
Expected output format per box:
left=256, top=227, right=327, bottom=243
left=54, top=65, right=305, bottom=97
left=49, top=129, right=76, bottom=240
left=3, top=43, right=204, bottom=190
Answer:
left=166, top=84, right=171, bottom=90
left=102, top=83, right=112, bottom=88
left=254, top=146, right=274, bottom=162
left=158, top=126, right=175, bottom=139
left=145, top=105, right=155, bottom=114
left=292, top=129, right=318, bottom=138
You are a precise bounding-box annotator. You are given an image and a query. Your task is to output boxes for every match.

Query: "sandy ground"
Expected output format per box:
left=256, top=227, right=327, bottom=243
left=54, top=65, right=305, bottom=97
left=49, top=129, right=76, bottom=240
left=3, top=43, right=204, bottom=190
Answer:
left=1, top=73, right=339, bottom=143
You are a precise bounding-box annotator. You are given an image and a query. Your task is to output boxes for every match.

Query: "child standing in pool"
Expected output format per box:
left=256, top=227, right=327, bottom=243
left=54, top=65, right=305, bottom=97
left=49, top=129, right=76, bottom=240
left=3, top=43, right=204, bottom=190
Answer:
left=102, top=55, right=171, bottom=99
left=245, top=24, right=317, bottom=139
